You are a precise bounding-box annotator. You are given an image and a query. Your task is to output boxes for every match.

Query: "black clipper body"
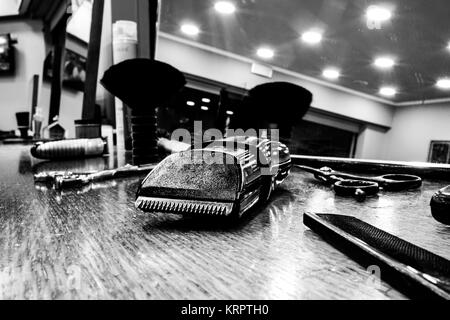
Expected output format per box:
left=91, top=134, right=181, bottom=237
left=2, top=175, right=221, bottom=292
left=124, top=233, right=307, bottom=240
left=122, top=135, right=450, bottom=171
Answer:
left=135, top=136, right=292, bottom=219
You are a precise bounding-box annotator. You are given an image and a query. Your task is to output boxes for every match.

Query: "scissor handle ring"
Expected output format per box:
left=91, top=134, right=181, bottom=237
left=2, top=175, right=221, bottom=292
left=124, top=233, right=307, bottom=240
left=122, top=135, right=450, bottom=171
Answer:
left=334, top=180, right=380, bottom=198
left=379, top=174, right=422, bottom=191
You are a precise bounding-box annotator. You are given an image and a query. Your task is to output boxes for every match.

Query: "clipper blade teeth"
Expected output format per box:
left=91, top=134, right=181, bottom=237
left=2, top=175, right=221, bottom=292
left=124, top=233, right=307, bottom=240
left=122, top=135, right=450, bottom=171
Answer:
left=136, top=197, right=233, bottom=217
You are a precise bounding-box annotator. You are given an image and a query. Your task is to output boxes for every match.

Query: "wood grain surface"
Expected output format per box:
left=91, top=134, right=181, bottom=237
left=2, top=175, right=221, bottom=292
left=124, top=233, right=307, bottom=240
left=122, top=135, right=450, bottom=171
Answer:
left=0, top=145, right=449, bottom=300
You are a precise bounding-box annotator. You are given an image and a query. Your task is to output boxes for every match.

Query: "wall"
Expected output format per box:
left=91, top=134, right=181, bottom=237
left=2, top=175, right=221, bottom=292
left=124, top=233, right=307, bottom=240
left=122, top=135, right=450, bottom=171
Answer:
left=381, top=102, right=450, bottom=162
left=156, top=34, right=395, bottom=129
left=355, top=126, right=388, bottom=160
left=0, top=20, right=49, bottom=131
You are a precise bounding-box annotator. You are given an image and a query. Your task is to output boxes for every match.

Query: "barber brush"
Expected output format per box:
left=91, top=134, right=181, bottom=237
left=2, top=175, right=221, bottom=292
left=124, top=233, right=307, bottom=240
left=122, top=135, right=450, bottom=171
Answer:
left=101, top=59, right=186, bottom=165
left=31, top=138, right=107, bottom=160
left=230, top=82, right=313, bottom=141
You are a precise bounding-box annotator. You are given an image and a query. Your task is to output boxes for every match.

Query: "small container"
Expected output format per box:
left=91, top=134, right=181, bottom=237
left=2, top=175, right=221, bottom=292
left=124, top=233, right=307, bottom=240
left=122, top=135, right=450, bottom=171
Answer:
left=112, top=21, right=138, bottom=63
left=75, top=120, right=102, bottom=139
left=33, top=108, right=44, bottom=139
left=16, top=112, right=30, bottom=139
left=430, top=186, right=450, bottom=225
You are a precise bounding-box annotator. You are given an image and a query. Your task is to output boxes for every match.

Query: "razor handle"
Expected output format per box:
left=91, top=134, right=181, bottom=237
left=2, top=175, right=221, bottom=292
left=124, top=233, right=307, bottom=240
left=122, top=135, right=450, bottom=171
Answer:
left=135, top=137, right=292, bottom=219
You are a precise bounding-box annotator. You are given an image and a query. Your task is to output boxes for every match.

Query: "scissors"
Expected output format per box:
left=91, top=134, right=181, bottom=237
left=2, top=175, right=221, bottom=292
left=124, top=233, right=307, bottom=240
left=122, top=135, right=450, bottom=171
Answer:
left=34, top=164, right=156, bottom=190
left=295, top=165, right=422, bottom=201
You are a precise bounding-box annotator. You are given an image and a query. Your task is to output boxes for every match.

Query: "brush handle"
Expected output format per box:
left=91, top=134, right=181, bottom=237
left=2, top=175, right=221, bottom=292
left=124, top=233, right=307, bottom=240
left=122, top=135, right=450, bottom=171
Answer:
left=31, top=138, right=106, bottom=160
left=130, top=109, right=159, bottom=165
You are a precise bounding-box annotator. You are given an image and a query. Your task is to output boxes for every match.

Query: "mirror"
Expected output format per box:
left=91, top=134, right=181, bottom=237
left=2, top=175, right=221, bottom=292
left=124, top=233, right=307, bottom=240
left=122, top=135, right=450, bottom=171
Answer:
left=155, top=0, right=450, bottom=164
left=0, top=0, right=113, bottom=141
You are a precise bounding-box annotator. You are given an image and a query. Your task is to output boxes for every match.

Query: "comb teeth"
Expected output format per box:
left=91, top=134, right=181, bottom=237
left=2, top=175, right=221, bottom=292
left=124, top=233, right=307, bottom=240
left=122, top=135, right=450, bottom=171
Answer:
left=135, top=197, right=233, bottom=217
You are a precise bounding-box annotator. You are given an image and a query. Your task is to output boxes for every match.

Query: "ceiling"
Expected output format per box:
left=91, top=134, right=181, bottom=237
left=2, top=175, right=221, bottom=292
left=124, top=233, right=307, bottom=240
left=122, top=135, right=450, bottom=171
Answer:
left=160, top=0, right=450, bottom=104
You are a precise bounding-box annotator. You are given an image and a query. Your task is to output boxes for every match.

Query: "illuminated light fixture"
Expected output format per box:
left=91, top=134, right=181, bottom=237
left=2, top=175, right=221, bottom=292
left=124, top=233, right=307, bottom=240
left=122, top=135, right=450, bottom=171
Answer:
left=256, top=47, right=275, bottom=60
left=181, top=23, right=200, bottom=36
left=322, top=68, right=340, bottom=80
left=366, top=5, right=392, bottom=23
left=202, top=98, right=211, bottom=103
left=447, top=42, right=450, bottom=51
left=0, top=47, right=5, bottom=54
left=226, top=110, right=234, bottom=116
left=436, top=78, right=450, bottom=90
left=214, top=1, right=236, bottom=14
left=374, top=57, right=395, bottom=69
left=201, top=106, right=209, bottom=111
left=301, top=31, right=323, bottom=45
left=187, top=101, right=195, bottom=106
left=379, top=86, right=397, bottom=97
left=0, top=37, right=7, bottom=46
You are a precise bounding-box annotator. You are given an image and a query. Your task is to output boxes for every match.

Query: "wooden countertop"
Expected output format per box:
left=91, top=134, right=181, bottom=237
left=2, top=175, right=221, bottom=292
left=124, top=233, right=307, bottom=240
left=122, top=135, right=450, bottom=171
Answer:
left=0, top=144, right=449, bottom=300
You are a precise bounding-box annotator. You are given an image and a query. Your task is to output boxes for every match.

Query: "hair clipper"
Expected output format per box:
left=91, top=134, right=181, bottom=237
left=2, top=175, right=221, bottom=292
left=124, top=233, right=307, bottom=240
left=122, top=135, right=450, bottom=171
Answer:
left=135, top=136, right=292, bottom=219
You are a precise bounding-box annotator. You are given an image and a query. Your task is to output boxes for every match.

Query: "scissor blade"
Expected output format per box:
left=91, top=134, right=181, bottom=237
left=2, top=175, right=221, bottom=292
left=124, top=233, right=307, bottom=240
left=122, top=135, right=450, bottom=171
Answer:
left=295, top=165, right=326, bottom=176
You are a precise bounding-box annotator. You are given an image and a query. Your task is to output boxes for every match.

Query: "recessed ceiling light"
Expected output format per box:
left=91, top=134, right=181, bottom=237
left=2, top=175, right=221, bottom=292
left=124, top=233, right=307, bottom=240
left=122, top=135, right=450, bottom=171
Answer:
left=214, top=1, right=236, bottom=14
left=322, top=68, right=340, bottom=80
left=366, top=5, right=392, bottom=22
left=379, top=87, right=397, bottom=97
left=436, top=78, right=450, bottom=89
left=187, top=101, right=195, bottom=106
left=256, top=47, right=275, bottom=59
left=201, top=106, right=209, bottom=111
left=226, top=110, right=234, bottom=116
left=202, top=98, right=211, bottom=103
left=181, top=23, right=200, bottom=36
left=301, top=31, right=323, bottom=45
left=374, top=57, right=395, bottom=69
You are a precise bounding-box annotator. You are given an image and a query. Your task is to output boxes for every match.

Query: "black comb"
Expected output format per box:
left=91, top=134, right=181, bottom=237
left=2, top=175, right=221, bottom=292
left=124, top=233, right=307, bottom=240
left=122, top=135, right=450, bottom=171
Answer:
left=304, top=213, right=450, bottom=300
